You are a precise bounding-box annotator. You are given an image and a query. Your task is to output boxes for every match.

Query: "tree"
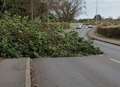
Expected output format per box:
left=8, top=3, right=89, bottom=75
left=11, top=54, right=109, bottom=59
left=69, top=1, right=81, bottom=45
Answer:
left=117, top=16, right=120, bottom=21
left=49, top=0, right=85, bottom=22
left=0, top=0, right=48, bottom=20
left=105, top=17, right=113, bottom=21
left=0, top=0, right=26, bottom=16
left=28, top=0, right=48, bottom=20
left=0, top=0, right=85, bottom=22
left=94, top=14, right=103, bottom=20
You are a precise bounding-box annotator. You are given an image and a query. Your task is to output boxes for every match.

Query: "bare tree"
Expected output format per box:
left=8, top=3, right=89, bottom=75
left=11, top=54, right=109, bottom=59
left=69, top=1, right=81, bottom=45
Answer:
left=49, top=0, right=85, bottom=22
left=0, top=0, right=85, bottom=22
left=29, top=0, right=48, bottom=21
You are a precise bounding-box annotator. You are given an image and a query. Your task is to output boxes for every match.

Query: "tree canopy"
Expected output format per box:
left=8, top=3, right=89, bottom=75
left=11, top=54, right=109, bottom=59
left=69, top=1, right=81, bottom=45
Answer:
left=0, top=0, right=85, bottom=22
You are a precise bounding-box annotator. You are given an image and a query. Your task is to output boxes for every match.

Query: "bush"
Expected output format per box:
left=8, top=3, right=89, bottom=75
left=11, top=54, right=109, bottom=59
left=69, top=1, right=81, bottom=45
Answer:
left=97, top=25, right=120, bottom=39
left=40, top=22, right=70, bottom=31
left=0, top=15, right=102, bottom=58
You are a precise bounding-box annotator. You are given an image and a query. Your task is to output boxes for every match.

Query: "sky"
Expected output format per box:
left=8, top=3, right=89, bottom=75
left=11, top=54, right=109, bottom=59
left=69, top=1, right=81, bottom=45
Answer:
left=80, top=0, right=120, bottom=19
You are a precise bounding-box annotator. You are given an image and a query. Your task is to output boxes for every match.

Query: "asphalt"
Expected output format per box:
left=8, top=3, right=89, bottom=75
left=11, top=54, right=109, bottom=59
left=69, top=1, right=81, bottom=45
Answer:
left=32, top=56, right=120, bottom=87
left=32, top=27, right=120, bottom=87
left=0, top=59, right=26, bottom=87
left=76, top=28, right=120, bottom=60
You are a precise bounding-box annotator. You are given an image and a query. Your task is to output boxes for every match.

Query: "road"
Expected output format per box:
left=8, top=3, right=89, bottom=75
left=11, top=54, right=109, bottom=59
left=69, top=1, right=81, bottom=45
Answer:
left=76, top=28, right=120, bottom=60
left=32, top=27, right=120, bottom=87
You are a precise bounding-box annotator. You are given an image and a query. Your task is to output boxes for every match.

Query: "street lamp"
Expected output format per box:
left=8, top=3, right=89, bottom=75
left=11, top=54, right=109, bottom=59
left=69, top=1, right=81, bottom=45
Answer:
left=96, top=0, right=98, bottom=24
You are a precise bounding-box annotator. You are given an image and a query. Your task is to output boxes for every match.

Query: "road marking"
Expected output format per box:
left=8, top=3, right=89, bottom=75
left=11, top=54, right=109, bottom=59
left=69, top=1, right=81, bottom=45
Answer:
left=110, top=58, right=120, bottom=64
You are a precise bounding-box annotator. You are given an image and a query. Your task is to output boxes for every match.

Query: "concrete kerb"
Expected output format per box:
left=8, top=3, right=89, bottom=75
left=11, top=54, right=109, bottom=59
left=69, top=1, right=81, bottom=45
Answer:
left=87, top=29, right=120, bottom=46
left=25, top=58, right=31, bottom=87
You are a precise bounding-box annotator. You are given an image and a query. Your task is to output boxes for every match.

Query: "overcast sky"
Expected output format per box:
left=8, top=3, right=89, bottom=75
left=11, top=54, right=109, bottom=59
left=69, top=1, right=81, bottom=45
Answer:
left=80, top=0, right=120, bottom=19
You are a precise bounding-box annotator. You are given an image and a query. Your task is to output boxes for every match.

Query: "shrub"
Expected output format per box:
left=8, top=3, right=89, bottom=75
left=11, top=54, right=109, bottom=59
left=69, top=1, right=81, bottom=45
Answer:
left=97, top=25, right=120, bottom=39
left=0, top=15, right=102, bottom=58
left=0, top=15, right=41, bottom=57
left=40, top=22, right=70, bottom=31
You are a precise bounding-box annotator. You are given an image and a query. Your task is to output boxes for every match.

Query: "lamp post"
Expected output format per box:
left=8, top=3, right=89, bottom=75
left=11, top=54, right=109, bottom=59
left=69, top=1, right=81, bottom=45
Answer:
left=96, top=0, right=98, bottom=24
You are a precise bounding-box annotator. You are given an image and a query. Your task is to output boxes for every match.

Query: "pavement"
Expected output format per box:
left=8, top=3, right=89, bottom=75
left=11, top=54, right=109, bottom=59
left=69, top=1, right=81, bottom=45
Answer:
left=32, top=27, right=120, bottom=87
left=0, top=59, right=26, bottom=87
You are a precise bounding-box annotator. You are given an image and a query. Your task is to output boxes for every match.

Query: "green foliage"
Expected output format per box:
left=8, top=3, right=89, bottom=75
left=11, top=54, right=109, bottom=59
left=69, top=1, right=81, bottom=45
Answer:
left=0, top=0, right=25, bottom=16
left=97, top=25, right=120, bottom=39
left=79, top=19, right=97, bottom=25
left=80, top=19, right=120, bottom=26
left=0, top=15, right=102, bottom=58
left=40, top=22, right=70, bottom=31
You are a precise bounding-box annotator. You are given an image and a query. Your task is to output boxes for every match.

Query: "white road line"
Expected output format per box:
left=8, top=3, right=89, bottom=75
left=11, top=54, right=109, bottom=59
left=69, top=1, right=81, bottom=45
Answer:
left=110, top=58, right=120, bottom=64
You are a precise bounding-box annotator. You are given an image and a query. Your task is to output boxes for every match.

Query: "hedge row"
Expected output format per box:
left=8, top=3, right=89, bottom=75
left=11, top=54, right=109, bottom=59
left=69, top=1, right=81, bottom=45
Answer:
left=97, top=25, right=120, bottom=39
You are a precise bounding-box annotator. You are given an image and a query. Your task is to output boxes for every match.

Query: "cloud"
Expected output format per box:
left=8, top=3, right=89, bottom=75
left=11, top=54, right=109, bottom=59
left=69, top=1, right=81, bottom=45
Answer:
left=81, top=0, right=120, bottom=18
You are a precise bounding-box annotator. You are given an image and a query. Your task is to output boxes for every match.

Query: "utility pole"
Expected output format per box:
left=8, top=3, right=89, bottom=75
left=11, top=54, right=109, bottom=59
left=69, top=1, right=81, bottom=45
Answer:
left=96, top=0, right=98, bottom=24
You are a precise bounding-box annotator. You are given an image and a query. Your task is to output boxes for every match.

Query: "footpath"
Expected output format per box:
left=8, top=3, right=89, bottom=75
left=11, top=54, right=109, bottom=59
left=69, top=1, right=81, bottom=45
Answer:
left=0, top=59, right=26, bottom=87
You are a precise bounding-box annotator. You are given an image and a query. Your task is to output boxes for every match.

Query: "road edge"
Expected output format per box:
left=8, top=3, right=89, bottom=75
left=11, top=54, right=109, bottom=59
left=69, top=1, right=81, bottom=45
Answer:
left=87, top=29, right=120, bottom=46
left=25, top=58, right=31, bottom=87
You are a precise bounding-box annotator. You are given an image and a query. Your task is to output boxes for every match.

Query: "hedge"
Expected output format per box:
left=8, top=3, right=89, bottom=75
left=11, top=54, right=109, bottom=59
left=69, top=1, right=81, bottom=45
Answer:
left=97, top=25, right=120, bottom=39
left=40, top=22, right=70, bottom=31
